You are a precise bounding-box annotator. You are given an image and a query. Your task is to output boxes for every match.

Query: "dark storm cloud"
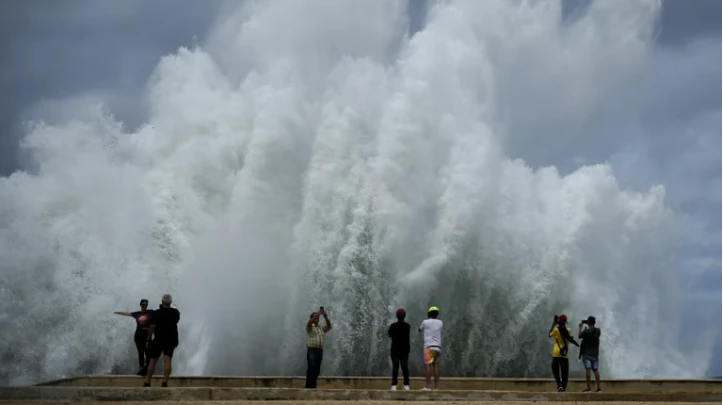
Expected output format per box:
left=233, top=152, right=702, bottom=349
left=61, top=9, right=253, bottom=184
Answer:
left=658, top=0, right=722, bottom=45
left=1, top=0, right=720, bottom=174
left=407, top=0, right=429, bottom=35
left=560, top=0, right=721, bottom=47
left=0, top=0, right=225, bottom=175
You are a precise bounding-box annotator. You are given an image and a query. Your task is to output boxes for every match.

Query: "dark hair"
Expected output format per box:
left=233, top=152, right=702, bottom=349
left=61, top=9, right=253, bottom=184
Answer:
left=396, top=312, right=406, bottom=321
left=140, top=299, right=148, bottom=305
left=557, top=321, right=579, bottom=347
left=587, top=316, right=596, bottom=325
left=428, top=310, right=439, bottom=319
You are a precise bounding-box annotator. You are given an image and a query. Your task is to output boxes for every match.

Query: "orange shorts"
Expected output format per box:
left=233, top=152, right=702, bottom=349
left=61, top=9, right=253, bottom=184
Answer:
left=423, top=347, right=441, bottom=364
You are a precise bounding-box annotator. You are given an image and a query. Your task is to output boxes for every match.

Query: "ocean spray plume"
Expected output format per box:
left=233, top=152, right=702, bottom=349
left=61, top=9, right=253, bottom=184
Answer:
left=0, top=0, right=712, bottom=384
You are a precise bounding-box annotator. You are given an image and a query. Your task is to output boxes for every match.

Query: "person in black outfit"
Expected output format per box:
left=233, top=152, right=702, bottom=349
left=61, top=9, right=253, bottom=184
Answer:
left=388, top=308, right=411, bottom=390
left=143, top=294, right=180, bottom=387
left=113, top=299, right=154, bottom=376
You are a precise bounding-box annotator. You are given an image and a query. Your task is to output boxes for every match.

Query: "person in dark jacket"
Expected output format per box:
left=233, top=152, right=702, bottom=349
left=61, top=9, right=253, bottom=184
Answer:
left=578, top=316, right=602, bottom=392
left=143, top=294, right=180, bottom=387
left=388, top=308, right=411, bottom=390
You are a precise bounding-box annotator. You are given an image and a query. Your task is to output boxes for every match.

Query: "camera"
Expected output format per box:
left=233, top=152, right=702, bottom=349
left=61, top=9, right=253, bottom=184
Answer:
left=581, top=320, right=588, bottom=325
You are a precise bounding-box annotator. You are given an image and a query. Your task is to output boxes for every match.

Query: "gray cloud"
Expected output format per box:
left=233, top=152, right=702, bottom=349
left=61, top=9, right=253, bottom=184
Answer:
left=0, top=0, right=225, bottom=174
left=658, top=0, right=721, bottom=45
left=1, top=0, right=720, bottom=173
left=561, top=0, right=721, bottom=47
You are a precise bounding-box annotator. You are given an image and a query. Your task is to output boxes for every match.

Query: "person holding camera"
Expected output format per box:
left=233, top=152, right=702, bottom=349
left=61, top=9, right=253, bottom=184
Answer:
left=548, top=314, right=579, bottom=392
left=419, top=306, right=443, bottom=390
left=578, top=316, right=602, bottom=392
left=143, top=294, right=180, bottom=387
left=305, top=307, right=332, bottom=389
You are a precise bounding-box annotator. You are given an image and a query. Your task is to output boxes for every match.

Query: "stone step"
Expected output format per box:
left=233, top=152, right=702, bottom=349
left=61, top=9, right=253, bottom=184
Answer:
left=1, top=386, right=720, bottom=403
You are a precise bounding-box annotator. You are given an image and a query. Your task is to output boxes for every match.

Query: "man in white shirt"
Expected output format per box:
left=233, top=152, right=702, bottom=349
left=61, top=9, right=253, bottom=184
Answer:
left=418, top=306, right=443, bottom=390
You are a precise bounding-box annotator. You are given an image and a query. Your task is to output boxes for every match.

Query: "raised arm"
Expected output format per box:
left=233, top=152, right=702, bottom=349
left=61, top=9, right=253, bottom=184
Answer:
left=548, top=319, right=556, bottom=336
left=113, top=311, right=133, bottom=317
left=322, top=313, right=332, bottom=333
left=578, top=323, right=585, bottom=339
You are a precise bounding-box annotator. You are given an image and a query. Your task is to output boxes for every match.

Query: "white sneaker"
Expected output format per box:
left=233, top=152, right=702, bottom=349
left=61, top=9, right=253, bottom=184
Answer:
left=403, top=385, right=410, bottom=391
left=390, top=386, right=397, bottom=391
left=420, top=387, right=431, bottom=391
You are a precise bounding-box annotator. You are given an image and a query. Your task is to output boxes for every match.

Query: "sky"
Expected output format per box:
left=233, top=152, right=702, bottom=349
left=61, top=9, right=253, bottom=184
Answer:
left=0, top=0, right=720, bottom=376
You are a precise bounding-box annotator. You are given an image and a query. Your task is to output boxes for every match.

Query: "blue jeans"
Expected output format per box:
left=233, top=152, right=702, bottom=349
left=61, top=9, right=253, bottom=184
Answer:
left=582, top=355, right=599, bottom=371
left=305, top=348, right=324, bottom=388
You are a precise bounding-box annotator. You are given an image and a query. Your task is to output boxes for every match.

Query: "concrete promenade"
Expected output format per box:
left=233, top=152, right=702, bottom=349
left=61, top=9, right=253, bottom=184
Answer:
left=2, top=402, right=721, bottom=405
left=0, top=375, right=718, bottom=403
left=36, top=375, right=722, bottom=392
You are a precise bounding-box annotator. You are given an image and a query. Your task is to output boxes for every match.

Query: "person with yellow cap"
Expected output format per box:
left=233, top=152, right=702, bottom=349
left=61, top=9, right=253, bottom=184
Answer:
left=418, top=306, right=443, bottom=390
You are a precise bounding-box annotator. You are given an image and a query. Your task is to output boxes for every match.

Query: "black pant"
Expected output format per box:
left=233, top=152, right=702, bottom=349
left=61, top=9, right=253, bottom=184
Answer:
left=390, top=351, right=409, bottom=386
left=305, top=348, right=323, bottom=389
left=133, top=330, right=149, bottom=369
left=551, top=357, right=569, bottom=390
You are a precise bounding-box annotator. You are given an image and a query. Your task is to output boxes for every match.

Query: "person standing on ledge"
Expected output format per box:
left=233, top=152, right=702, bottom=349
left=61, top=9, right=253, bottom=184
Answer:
left=578, top=316, right=602, bottom=392
left=113, top=298, right=154, bottom=376
left=419, top=306, right=443, bottom=390
left=548, top=314, right=579, bottom=392
left=143, top=294, right=180, bottom=387
left=305, top=307, right=332, bottom=389
left=388, top=308, right=411, bottom=391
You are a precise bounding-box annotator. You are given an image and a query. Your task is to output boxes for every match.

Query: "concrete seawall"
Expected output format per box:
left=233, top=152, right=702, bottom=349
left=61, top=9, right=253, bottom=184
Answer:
left=0, top=375, right=714, bottom=403
left=1, top=386, right=721, bottom=402
left=36, top=375, right=722, bottom=393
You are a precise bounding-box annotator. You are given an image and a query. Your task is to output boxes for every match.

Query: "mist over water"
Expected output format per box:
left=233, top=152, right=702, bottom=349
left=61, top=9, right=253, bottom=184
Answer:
left=0, top=0, right=714, bottom=385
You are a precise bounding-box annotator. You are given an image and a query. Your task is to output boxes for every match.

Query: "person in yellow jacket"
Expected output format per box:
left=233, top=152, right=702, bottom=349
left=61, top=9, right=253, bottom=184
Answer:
left=548, top=314, right=579, bottom=392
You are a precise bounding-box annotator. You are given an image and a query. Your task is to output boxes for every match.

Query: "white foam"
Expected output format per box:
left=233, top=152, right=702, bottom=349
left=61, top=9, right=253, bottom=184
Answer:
left=0, top=0, right=712, bottom=384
